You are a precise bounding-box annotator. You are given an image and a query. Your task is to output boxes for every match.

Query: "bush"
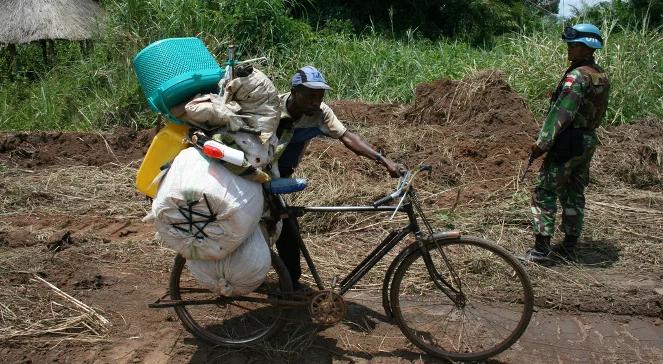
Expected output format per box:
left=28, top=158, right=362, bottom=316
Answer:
left=102, top=0, right=312, bottom=55
left=0, top=1, right=660, bottom=130
left=216, top=0, right=313, bottom=54
left=289, top=0, right=549, bottom=45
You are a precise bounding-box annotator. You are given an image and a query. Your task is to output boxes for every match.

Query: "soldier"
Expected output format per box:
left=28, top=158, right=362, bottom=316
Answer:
left=523, top=24, right=610, bottom=264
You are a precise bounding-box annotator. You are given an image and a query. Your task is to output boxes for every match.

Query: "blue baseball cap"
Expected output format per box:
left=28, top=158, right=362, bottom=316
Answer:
left=291, top=66, right=331, bottom=90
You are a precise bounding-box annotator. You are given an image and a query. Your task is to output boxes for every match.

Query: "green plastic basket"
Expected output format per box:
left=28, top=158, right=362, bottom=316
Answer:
left=133, top=37, right=224, bottom=123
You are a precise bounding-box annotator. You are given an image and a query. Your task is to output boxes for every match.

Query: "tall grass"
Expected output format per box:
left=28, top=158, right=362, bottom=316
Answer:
left=491, top=21, right=663, bottom=123
left=0, top=1, right=660, bottom=130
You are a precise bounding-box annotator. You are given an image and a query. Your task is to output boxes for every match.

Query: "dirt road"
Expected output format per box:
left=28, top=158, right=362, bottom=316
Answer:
left=2, top=230, right=662, bottom=363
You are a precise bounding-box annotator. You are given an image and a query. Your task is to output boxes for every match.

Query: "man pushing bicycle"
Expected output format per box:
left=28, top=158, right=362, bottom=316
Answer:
left=274, top=66, right=405, bottom=290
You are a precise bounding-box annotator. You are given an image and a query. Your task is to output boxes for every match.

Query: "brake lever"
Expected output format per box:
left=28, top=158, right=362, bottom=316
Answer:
left=388, top=171, right=414, bottom=219
left=372, top=171, right=412, bottom=208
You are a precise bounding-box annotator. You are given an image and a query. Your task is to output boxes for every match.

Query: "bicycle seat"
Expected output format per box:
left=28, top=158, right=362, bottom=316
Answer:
left=264, top=178, right=307, bottom=194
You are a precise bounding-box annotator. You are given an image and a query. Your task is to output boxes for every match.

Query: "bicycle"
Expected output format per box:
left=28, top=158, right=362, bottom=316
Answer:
left=150, top=165, right=534, bottom=362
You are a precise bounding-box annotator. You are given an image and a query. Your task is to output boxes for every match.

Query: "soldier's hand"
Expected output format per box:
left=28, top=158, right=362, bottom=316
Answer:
left=530, top=144, right=546, bottom=160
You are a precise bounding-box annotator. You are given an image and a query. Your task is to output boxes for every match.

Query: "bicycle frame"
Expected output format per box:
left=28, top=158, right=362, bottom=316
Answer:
left=151, top=177, right=465, bottom=310
left=277, top=187, right=463, bottom=302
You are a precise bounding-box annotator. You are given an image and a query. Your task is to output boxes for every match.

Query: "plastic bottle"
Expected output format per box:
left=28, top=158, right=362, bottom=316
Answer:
left=202, top=140, right=245, bottom=166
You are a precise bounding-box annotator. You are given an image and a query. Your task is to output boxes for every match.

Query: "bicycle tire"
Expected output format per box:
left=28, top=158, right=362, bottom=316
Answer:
left=389, top=236, right=534, bottom=362
left=170, top=251, right=293, bottom=346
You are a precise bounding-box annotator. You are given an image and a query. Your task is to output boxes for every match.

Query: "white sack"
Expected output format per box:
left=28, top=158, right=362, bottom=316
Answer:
left=182, top=93, right=245, bottom=131
left=147, top=147, right=264, bottom=260
left=186, top=227, right=271, bottom=296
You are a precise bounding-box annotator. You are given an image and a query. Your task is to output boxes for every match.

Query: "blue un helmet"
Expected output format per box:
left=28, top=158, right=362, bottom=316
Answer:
left=562, top=23, right=603, bottom=49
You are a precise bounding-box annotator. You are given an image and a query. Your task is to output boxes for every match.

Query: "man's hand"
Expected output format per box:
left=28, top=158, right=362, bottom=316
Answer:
left=385, top=160, right=407, bottom=178
left=530, top=144, right=546, bottom=160
left=340, top=132, right=407, bottom=177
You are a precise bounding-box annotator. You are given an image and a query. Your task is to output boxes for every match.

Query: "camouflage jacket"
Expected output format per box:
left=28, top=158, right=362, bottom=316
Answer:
left=535, top=63, right=610, bottom=151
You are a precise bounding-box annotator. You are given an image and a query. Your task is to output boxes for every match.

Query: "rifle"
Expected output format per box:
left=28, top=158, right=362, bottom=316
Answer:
left=520, top=152, right=535, bottom=183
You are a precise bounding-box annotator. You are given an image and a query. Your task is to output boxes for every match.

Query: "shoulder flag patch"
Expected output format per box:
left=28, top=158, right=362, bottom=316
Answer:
left=561, top=73, right=577, bottom=94
left=563, top=74, right=577, bottom=88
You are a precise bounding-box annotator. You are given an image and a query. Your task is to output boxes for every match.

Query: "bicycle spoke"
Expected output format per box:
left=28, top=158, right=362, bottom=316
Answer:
left=466, top=300, right=523, bottom=326
left=456, top=311, right=468, bottom=353
left=466, top=307, right=513, bottom=336
left=390, top=237, right=533, bottom=361
left=170, top=253, right=290, bottom=345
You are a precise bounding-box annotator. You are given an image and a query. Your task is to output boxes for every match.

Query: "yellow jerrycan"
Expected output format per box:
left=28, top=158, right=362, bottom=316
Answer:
left=136, top=122, right=189, bottom=198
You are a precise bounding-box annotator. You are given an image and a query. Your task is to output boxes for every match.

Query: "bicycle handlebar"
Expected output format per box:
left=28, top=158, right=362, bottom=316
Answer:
left=372, top=165, right=432, bottom=207
left=372, top=193, right=399, bottom=207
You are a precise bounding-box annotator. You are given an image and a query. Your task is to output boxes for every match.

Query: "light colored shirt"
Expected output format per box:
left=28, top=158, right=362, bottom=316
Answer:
left=278, top=92, right=347, bottom=138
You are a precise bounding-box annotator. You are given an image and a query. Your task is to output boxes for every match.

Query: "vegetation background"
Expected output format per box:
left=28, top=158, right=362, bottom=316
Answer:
left=0, top=0, right=661, bottom=130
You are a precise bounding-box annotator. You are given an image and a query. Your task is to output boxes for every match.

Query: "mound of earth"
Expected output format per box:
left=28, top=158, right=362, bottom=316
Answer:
left=331, top=71, right=662, bottom=196
left=405, top=70, right=539, bottom=187
left=0, top=128, right=154, bottom=167
left=595, top=117, right=663, bottom=191
left=328, top=70, right=539, bottom=199
left=405, top=69, right=534, bottom=128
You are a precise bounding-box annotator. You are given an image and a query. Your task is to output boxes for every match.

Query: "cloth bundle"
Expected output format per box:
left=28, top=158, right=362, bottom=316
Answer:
left=182, top=68, right=280, bottom=145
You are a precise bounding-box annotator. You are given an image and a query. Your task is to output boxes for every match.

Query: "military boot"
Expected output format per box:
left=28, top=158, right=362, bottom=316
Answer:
left=551, top=235, right=578, bottom=259
left=521, top=235, right=555, bottom=265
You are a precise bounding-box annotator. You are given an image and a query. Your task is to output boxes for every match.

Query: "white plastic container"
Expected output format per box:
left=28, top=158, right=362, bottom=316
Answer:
left=202, top=140, right=245, bottom=166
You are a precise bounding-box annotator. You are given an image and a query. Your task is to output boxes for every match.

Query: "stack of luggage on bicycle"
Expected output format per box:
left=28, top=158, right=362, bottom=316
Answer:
left=142, top=65, right=282, bottom=297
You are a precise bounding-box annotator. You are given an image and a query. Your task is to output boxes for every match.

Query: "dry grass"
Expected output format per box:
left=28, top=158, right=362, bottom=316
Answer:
left=0, top=162, right=172, bottom=345
left=0, top=163, right=147, bottom=219
left=0, top=272, right=111, bottom=343
left=0, top=116, right=661, bottom=355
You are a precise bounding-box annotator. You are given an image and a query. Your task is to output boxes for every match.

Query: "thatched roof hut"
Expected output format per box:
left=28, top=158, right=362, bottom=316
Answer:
left=0, top=0, right=103, bottom=45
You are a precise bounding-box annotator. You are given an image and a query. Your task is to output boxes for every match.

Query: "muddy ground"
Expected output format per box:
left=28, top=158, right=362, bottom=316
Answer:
left=1, top=70, right=662, bottom=363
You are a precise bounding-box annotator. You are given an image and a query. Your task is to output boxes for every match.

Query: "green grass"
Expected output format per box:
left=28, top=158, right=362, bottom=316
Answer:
left=276, top=23, right=662, bottom=123
left=490, top=23, right=663, bottom=123
left=0, top=3, right=661, bottom=130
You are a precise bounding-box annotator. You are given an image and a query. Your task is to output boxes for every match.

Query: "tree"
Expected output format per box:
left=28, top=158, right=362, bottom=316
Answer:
left=289, top=0, right=547, bottom=43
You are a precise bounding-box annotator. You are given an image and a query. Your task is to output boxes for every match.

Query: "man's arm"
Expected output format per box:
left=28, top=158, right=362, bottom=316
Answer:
left=339, top=131, right=404, bottom=177
left=532, top=69, right=586, bottom=158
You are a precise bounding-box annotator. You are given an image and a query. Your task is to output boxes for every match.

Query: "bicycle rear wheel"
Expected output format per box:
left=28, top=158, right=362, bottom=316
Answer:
left=170, top=251, right=293, bottom=346
left=390, top=236, right=533, bottom=362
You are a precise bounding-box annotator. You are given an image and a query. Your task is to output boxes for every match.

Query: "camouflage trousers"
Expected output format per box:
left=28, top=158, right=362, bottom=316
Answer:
left=531, top=138, right=597, bottom=237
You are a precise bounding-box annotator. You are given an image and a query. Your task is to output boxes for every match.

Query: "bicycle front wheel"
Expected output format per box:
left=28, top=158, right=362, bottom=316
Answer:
left=390, top=236, right=533, bottom=362
left=170, top=251, right=293, bottom=346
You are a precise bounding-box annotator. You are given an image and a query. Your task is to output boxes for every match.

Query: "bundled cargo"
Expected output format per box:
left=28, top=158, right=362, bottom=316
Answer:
left=134, top=39, right=276, bottom=297
left=181, top=67, right=280, bottom=145
left=186, top=227, right=271, bottom=297
left=133, top=39, right=281, bottom=193
left=144, top=147, right=264, bottom=261
left=179, top=67, right=280, bottom=172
